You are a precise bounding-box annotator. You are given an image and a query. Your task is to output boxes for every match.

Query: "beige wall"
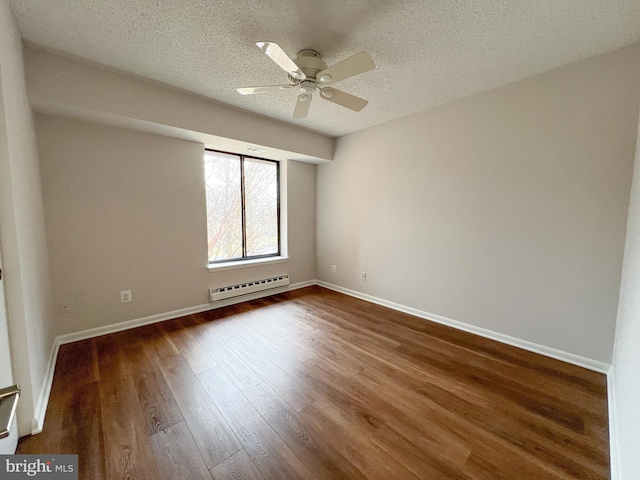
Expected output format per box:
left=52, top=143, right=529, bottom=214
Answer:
left=36, top=114, right=316, bottom=336
left=317, top=44, right=640, bottom=363
left=0, top=0, right=55, bottom=436
left=610, top=116, right=640, bottom=479
left=285, top=159, right=317, bottom=282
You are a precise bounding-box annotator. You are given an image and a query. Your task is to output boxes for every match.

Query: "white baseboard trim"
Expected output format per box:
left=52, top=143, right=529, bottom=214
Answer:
left=32, top=278, right=610, bottom=435
left=31, top=340, right=59, bottom=434
left=31, top=280, right=314, bottom=434
left=607, top=367, right=619, bottom=479
left=316, top=281, right=611, bottom=374
left=56, top=303, right=212, bottom=347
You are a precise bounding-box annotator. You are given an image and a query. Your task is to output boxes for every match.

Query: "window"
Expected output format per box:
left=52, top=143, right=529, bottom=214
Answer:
left=204, top=149, right=280, bottom=264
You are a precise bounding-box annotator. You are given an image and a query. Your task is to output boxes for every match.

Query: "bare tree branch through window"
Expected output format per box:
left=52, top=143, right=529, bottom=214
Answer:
left=205, top=150, right=279, bottom=263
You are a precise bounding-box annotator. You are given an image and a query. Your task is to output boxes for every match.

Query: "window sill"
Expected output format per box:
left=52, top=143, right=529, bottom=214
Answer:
left=207, top=256, right=289, bottom=273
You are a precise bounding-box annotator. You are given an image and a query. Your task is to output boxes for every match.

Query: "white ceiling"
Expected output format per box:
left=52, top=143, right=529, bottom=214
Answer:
left=9, top=0, right=640, bottom=138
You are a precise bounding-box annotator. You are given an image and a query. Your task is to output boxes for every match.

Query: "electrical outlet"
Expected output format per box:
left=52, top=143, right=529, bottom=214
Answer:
left=120, top=290, right=132, bottom=303
left=361, top=272, right=367, bottom=281
left=58, top=302, right=71, bottom=314
left=331, top=265, right=336, bottom=273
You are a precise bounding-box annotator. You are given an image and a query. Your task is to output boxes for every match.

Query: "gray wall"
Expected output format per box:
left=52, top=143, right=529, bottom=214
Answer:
left=36, top=114, right=317, bottom=336
left=0, top=0, right=55, bottom=435
left=317, top=44, right=640, bottom=363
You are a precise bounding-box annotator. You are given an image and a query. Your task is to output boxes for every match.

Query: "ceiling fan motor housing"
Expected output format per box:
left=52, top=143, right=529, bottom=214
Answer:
left=293, top=49, right=328, bottom=81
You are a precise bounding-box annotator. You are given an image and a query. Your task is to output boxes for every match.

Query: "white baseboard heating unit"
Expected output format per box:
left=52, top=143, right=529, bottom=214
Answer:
left=209, top=274, right=290, bottom=302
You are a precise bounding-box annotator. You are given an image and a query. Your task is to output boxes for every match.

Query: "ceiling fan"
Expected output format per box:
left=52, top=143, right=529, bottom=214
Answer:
left=237, top=42, right=375, bottom=119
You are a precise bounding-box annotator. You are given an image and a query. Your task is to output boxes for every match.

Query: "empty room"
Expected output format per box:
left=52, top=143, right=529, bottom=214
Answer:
left=1, top=0, right=639, bottom=479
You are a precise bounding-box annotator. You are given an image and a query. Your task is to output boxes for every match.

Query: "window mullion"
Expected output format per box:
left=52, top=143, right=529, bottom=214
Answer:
left=240, top=156, right=247, bottom=258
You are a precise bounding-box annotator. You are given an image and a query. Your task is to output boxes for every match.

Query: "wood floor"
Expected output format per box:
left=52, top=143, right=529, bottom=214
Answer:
left=17, top=286, right=610, bottom=479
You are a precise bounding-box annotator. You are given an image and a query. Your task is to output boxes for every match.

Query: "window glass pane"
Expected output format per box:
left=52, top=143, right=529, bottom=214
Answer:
left=205, top=151, right=243, bottom=261
left=244, top=158, right=279, bottom=257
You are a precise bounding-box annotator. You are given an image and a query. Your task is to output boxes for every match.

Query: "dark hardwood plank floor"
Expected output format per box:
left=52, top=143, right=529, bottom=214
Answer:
left=17, top=286, right=610, bottom=479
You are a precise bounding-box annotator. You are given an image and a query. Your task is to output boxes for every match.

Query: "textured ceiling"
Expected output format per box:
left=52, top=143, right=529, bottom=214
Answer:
left=9, top=0, right=640, bottom=137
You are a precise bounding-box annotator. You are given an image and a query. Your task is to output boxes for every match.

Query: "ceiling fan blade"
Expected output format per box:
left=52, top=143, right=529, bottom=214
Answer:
left=237, top=85, right=294, bottom=95
left=293, top=93, right=312, bottom=118
left=319, top=88, right=368, bottom=112
left=316, top=52, right=375, bottom=85
left=256, top=42, right=306, bottom=80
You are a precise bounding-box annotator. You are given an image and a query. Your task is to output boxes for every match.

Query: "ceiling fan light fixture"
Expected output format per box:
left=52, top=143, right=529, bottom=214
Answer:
left=319, top=73, right=333, bottom=83
left=299, top=94, right=311, bottom=102
left=299, top=79, right=317, bottom=94
left=321, top=89, right=334, bottom=99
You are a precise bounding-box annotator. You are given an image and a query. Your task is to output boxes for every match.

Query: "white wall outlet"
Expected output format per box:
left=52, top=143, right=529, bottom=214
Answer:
left=361, top=272, right=367, bottom=281
left=120, top=290, right=132, bottom=303
left=331, top=265, right=337, bottom=273
left=58, top=302, right=71, bottom=314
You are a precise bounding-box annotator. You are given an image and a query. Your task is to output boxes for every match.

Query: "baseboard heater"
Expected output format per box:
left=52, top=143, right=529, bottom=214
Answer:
left=210, top=274, right=290, bottom=302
